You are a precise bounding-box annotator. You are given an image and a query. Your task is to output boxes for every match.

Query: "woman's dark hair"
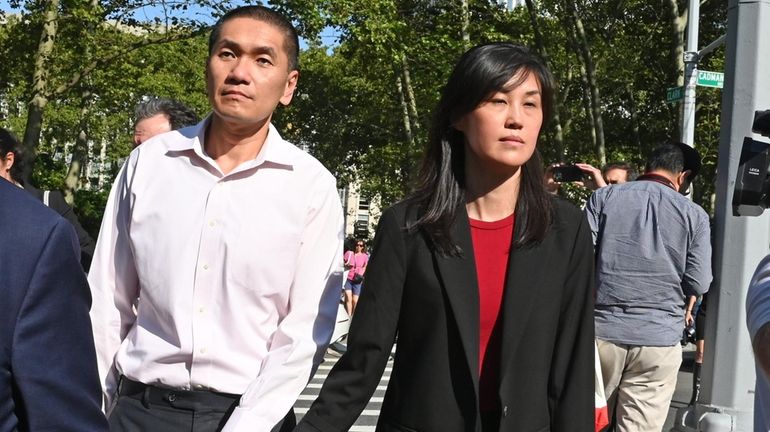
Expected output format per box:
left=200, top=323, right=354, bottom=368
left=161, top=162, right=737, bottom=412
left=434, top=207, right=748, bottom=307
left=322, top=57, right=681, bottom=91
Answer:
left=407, top=42, right=555, bottom=256
left=0, top=128, right=25, bottom=182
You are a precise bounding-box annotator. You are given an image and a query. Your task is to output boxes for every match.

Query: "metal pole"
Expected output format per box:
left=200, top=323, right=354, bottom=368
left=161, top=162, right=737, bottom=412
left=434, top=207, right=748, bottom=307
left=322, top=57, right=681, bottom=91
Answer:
left=680, top=0, right=699, bottom=147
left=673, top=1, right=770, bottom=431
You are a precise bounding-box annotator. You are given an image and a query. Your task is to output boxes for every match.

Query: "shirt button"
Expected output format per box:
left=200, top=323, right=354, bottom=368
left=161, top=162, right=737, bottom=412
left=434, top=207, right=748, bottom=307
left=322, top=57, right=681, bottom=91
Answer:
left=202, top=264, right=209, bottom=270
left=502, top=406, right=508, bottom=417
left=200, top=347, right=207, bottom=354
left=198, top=307, right=205, bottom=314
left=209, top=220, right=216, bottom=227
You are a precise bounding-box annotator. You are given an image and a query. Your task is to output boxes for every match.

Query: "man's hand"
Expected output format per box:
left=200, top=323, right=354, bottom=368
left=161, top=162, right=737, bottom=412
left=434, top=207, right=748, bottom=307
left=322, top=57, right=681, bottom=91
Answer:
left=574, top=163, right=607, bottom=190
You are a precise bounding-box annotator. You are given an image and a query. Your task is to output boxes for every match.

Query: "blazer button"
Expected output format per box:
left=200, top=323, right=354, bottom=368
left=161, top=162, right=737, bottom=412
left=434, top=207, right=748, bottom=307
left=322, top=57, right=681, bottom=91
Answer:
left=502, top=405, right=508, bottom=417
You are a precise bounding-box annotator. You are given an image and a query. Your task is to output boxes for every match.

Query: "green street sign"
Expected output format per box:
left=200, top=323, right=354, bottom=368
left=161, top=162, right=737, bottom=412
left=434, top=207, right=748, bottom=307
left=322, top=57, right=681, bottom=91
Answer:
left=666, top=86, right=684, bottom=103
left=697, top=70, right=724, bottom=88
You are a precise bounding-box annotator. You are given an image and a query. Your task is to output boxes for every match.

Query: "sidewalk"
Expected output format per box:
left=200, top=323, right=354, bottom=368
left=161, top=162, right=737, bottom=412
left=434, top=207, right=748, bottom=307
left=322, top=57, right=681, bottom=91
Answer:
left=664, top=344, right=698, bottom=431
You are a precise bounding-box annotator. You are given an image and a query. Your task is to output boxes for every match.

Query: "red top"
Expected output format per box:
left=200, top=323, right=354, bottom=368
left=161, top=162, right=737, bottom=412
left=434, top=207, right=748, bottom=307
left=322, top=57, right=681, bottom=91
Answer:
left=469, top=213, right=515, bottom=412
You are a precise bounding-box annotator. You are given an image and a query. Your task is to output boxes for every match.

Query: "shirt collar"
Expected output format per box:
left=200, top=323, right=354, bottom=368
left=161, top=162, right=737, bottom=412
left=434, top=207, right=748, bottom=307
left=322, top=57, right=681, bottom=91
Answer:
left=166, top=115, right=296, bottom=172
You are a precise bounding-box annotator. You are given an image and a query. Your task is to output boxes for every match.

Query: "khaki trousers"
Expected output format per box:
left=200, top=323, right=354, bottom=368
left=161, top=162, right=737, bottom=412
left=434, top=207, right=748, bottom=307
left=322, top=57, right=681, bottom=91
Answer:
left=597, top=339, right=682, bottom=432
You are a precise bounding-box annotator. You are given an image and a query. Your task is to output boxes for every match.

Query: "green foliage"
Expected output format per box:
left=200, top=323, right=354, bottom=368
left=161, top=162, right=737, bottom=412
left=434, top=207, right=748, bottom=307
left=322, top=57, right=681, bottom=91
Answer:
left=2, top=0, right=728, bottom=224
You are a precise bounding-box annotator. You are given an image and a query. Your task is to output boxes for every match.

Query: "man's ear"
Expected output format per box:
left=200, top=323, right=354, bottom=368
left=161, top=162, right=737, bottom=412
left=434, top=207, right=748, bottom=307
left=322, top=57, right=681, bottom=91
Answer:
left=3, top=152, right=14, bottom=170
left=677, top=169, right=692, bottom=194
left=279, top=70, right=300, bottom=106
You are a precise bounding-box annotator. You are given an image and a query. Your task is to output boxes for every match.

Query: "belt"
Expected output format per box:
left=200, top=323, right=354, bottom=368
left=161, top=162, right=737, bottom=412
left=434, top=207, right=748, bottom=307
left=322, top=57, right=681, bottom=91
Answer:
left=117, top=376, right=240, bottom=411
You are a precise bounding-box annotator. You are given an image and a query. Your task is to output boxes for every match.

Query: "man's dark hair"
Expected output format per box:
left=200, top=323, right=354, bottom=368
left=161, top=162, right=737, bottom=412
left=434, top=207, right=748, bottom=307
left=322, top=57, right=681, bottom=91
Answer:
left=134, top=98, right=199, bottom=130
left=645, top=142, right=702, bottom=179
left=603, top=161, right=638, bottom=181
left=208, top=5, right=300, bottom=72
left=0, top=127, right=25, bottom=182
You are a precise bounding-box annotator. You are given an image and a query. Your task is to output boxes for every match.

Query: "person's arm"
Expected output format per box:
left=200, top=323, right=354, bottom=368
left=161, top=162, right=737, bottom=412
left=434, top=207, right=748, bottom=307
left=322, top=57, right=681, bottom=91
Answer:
left=583, top=189, right=603, bottom=247
left=296, top=206, right=406, bottom=432
left=47, top=191, right=96, bottom=271
left=574, top=163, right=607, bottom=190
left=87, top=160, right=140, bottom=411
left=685, top=295, right=698, bottom=326
left=13, top=218, right=109, bottom=431
left=747, top=255, right=770, bottom=379
left=682, top=213, right=712, bottom=297
left=221, top=175, right=344, bottom=431
left=550, top=214, right=595, bottom=431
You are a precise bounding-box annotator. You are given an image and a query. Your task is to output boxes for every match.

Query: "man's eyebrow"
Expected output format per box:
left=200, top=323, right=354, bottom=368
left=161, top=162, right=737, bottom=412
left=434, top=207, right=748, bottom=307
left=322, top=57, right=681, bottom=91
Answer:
left=216, top=39, right=277, bottom=58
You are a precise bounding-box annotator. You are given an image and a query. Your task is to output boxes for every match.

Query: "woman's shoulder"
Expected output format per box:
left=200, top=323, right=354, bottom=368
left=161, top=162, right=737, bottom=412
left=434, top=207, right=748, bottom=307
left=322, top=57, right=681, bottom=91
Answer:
left=548, top=195, right=586, bottom=227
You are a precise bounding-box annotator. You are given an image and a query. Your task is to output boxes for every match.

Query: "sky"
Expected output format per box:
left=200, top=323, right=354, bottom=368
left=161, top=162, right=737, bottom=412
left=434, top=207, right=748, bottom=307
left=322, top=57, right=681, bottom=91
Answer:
left=0, top=0, right=339, bottom=48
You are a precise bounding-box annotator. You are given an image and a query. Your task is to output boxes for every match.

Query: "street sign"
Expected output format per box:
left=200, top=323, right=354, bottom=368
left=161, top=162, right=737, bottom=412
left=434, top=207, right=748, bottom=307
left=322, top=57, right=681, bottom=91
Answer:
left=697, top=70, right=724, bottom=88
left=667, top=86, right=684, bottom=103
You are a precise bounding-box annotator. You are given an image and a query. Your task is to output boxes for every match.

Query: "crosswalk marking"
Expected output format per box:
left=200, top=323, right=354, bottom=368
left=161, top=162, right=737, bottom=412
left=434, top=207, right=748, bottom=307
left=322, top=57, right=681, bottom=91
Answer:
left=294, top=348, right=393, bottom=429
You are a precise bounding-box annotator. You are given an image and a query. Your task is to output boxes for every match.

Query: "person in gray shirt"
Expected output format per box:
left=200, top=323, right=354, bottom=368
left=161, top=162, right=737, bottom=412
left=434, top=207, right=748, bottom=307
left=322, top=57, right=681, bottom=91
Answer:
left=585, top=142, right=711, bottom=432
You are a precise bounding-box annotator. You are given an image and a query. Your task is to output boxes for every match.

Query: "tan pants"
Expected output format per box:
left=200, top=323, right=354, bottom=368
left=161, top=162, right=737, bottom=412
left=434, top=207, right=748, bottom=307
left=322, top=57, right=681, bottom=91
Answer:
left=597, top=339, right=682, bottom=432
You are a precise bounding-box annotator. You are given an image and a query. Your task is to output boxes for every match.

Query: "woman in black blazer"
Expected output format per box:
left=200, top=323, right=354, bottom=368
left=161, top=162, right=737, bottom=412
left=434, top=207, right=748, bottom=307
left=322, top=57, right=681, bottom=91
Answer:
left=296, top=43, right=595, bottom=432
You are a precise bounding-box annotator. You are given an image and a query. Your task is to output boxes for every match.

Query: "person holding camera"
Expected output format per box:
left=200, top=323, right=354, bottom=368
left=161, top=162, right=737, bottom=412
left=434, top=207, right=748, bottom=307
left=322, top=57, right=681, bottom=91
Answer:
left=545, top=161, right=636, bottom=194
left=585, top=143, right=711, bottom=432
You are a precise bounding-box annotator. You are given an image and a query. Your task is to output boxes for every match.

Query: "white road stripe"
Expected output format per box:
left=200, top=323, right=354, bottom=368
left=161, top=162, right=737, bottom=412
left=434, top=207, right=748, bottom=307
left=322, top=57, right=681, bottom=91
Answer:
left=294, top=407, right=381, bottom=416
left=297, top=395, right=384, bottom=402
left=305, top=383, right=388, bottom=390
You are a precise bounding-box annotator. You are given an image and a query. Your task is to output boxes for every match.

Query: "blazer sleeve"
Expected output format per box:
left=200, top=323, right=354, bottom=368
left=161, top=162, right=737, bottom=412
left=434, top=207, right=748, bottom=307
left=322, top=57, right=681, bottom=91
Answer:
left=296, top=206, right=407, bottom=432
left=549, top=213, right=595, bottom=431
left=11, top=218, right=108, bottom=431
left=47, top=190, right=96, bottom=272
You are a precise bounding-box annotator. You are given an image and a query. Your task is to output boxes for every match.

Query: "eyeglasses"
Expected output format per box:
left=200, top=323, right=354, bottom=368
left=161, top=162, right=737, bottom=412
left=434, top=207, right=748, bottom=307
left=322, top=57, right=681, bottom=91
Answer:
left=356, top=244, right=364, bottom=247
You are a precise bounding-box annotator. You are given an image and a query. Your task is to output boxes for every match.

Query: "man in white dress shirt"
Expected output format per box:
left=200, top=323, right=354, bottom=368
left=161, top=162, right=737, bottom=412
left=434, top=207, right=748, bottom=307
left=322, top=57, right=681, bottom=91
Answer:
left=88, top=6, right=344, bottom=432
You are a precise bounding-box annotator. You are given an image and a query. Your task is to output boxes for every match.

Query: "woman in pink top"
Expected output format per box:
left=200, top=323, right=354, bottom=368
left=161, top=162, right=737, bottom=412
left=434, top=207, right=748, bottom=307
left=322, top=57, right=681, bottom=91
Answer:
left=343, top=239, right=368, bottom=316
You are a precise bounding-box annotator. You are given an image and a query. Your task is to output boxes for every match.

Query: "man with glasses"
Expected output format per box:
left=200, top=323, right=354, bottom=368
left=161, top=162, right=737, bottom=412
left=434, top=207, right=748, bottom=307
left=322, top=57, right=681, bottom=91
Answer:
left=584, top=142, right=711, bottom=432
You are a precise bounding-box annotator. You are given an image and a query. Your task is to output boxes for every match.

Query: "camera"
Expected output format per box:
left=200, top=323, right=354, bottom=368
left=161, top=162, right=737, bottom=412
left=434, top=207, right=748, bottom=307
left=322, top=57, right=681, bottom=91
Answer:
left=681, top=324, right=696, bottom=346
left=733, top=110, right=770, bottom=216
left=552, top=165, right=584, bottom=182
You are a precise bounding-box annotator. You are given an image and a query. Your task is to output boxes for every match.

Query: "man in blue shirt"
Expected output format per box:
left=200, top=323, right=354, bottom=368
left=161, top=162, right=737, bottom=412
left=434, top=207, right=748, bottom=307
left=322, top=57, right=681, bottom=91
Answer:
left=585, top=143, right=712, bottom=432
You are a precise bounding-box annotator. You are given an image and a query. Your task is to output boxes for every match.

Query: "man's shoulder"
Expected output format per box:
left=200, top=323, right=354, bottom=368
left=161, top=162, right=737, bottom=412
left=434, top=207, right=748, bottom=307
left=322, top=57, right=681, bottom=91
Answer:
left=276, top=137, right=337, bottom=184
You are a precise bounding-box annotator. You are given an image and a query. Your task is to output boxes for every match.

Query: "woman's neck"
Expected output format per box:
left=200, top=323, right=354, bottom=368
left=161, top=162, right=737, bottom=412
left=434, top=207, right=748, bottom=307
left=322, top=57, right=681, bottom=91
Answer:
left=464, top=164, right=521, bottom=222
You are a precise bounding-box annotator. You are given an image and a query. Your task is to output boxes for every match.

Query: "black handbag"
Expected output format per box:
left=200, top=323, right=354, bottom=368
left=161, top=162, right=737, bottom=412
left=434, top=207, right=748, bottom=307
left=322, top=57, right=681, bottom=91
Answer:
left=351, top=273, right=364, bottom=284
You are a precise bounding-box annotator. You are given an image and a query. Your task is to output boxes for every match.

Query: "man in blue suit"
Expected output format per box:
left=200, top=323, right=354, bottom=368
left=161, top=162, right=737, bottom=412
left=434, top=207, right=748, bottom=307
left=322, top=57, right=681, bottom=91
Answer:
left=0, top=178, right=108, bottom=431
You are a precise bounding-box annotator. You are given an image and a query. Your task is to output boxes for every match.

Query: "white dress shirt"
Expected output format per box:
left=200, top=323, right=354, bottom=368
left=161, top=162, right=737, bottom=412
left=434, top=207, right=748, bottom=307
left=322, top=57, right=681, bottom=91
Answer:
left=88, top=118, right=344, bottom=431
left=747, top=254, right=770, bottom=432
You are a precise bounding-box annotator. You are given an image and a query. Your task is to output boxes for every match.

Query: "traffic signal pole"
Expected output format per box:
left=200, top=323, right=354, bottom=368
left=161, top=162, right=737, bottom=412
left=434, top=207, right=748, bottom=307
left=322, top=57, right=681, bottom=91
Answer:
left=673, top=0, right=770, bottom=431
left=680, top=0, right=699, bottom=147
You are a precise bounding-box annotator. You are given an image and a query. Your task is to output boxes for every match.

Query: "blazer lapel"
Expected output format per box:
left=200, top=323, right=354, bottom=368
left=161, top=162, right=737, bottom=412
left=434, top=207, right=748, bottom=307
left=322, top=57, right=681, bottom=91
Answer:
left=499, top=222, right=547, bottom=387
left=433, top=209, right=481, bottom=393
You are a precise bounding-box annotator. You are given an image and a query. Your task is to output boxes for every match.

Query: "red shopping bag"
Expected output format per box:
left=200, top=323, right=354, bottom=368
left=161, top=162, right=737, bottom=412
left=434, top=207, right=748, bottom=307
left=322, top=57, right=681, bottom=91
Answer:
left=594, top=343, right=609, bottom=431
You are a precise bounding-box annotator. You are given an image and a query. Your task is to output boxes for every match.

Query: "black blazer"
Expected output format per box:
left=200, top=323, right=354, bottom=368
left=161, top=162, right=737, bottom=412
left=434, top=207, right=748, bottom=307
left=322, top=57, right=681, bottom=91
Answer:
left=0, top=179, right=108, bottom=431
left=22, top=182, right=95, bottom=271
left=297, top=197, right=595, bottom=432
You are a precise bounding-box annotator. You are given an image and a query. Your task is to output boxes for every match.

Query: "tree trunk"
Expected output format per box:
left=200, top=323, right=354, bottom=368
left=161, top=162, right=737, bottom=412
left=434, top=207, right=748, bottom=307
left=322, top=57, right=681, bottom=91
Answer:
left=460, top=0, right=471, bottom=49
left=396, top=73, right=414, bottom=189
left=21, top=0, right=61, bottom=182
left=626, top=84, right=643, bottom=161
left=63, top=88, right=92, bottom=204
left=564, top=0, right=605, bottom=165
left=667, top=0, right=687, bottom=139
left=401, top=56, right=420, bottom=136
left=523, top=0, right=565, bottom=160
